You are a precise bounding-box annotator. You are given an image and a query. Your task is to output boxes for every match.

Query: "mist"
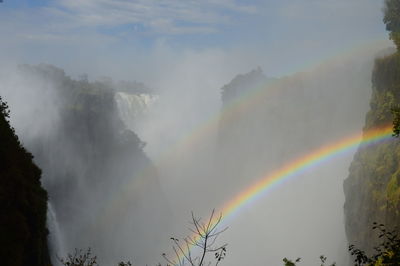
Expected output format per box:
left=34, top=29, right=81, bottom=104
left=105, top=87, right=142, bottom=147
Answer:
left=131, top=44, right=385, bottom=265
left=0, top=65, right=172, bottom=265
left=0, top=40, right=391, bottom=266
left=0, top=0, right=394, bottom=265
left=0, top=41, right=391, bottom=265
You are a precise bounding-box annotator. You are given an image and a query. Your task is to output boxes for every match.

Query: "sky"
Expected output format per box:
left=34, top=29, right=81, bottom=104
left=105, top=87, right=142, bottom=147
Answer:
left=0, top=0, right=391, bottom=82
left=0, top=1, right=394, bottom=264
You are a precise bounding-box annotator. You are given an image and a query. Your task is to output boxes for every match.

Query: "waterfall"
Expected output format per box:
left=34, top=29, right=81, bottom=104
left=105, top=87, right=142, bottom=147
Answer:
left=115, top=91, right=157, bottom=130
left=47, top=202, right=65, bottom=265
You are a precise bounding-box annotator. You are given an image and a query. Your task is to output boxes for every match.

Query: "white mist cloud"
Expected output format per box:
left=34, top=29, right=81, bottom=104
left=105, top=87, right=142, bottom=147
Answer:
left=0, top=1, right=394, bottom=264
left=0, top=0, right=389, bottom=80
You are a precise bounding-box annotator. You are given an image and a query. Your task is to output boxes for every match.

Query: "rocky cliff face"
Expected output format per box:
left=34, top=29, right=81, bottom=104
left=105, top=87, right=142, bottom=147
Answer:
left=0, top=97, right=51, bottom=266
left=344, top=50, right=400, bottom=254
left=1, top=64, right=170, bottom=265
left=214, top=55, right=378, bottom=264
left=217, top=58, right=373, bottom=195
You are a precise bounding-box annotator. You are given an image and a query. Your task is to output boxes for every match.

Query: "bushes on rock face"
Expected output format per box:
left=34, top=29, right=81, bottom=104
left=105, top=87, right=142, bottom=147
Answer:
left=0, top=96, right=51, bottom=266
left=344, top=47, right=400, bottom=257
left=349, top=223, right=400, bottom=266
left=384, top=0, right=400, bottom=51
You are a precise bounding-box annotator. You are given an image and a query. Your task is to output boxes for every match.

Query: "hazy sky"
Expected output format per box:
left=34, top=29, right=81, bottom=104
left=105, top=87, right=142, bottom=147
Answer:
left=0, top=0, right=390, bottom=81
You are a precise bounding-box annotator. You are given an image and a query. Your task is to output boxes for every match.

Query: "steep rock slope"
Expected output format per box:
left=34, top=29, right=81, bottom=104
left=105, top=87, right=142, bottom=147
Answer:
left=0, top=97, right=51, bottom=266
left=344, top=50, right=400, bottom=254
left=216, top=56, right=374, bottom=197
left=2, top=64, right=170, bottom=264
left=213, top=49, right=380, bottom=265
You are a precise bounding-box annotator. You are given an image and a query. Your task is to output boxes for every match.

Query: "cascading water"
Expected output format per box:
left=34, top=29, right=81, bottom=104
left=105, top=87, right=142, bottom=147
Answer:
left=115, top=91, right=158, bottom=131
left=47, top=202, right=65, bottom=265
left=129, top=46, right=384, bottom=266
left=0, top=44, right=388, bottom=266
left=0, top=65, right=171, bottom=265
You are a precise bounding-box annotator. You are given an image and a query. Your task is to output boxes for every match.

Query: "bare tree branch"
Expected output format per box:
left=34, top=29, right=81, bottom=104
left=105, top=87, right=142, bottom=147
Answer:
left=162, top=210, right=228, bottom=266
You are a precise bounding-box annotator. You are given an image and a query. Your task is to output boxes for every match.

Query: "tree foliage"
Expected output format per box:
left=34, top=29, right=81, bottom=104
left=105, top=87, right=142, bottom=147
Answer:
left=59, top=248, right=132, bottom=266
left=59, top=248, right=98, bottom=266
left=282, top=256, right=336, bottom=266
left=384, top=0, right=400, bottom=50
left=283, top=257, right=301, bottom=266
left=349, top=223, right=400, bottom=266
left=0, top=96, right=51, bottom=265
left=391, top=105, right=400, bottom=137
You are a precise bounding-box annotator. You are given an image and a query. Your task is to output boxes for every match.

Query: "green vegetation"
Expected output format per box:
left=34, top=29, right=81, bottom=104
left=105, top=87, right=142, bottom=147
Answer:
left=283, top=257, right=301, bottom=266
left=345, top=85, right=400, bottom=253
left=281, top=224, right=400, bottom=266
left=58, top=222, right=400, bottom=266
left=60, top=248, right=134, bottom=266
left=344, top=37, right=400, bottom=259
left=60, top=248, right=98, bottom=266
left=59, top=248, right=132, bottom=266
left=0, top=96, right=51, bottom=265
left=15, top=64, right=166, bottom=263
left=282, top=256, right=335, bottom=266
left=384, top=0, right=400, bottom=50
left=2, top=2, right=400, bottom=265
left=349, top=223, right=400, bottom=266
left=343, top=0, right=400, bottom=259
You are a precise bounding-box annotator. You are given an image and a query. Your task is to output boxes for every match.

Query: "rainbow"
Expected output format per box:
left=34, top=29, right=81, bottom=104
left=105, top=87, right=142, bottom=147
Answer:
left=171, top=124, right=395, bottom=265
left=218, top=125, right=393, bottom=222
left=101, top=41, right=388, bottom=214
left=95, top=41, right=392, bottom=263
left=152, top=40, right=390, bottom=165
